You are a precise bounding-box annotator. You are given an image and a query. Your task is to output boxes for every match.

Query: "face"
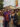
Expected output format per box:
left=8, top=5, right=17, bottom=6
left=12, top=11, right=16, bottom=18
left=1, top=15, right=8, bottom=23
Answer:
left=0, top=10, right=1, bottom=12
left=0, top=10, right=1, bottom=14
left=1, top=10, right=3, bottom=13
left=6, top=9, right=8, bottom=12
left=8, top=9, right=9, bottom=12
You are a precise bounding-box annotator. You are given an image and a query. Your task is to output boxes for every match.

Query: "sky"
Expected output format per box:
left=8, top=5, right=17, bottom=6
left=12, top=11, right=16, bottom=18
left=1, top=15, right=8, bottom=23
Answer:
left=3, top=0, right=15, bottom=7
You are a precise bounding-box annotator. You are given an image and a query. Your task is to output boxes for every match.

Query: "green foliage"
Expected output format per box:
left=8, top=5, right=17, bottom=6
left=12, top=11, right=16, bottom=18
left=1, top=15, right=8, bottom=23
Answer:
left=0, top=0, right=3, bottom=10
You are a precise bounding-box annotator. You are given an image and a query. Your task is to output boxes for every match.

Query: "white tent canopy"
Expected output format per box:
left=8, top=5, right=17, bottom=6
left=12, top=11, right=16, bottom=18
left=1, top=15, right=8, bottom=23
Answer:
left=3, top=0, right=15, bottom=7
left=3, top=0, right=20, bottom=9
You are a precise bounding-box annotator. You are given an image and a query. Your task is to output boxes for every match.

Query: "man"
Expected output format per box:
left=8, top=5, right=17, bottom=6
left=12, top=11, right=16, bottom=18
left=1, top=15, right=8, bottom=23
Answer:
left=13, top=10, right=18, bottom=27
left=3, top=9, right=10, bottom=27
left=16, top=10, right=20, bottom=27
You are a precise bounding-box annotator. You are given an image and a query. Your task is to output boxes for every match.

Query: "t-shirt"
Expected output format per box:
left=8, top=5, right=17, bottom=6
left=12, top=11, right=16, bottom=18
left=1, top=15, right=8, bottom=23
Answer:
left=13, top=14, right=18, bottom=25
left=3, top=12, right=10, bottom=21
left=17, top=12, right=20, bottom=25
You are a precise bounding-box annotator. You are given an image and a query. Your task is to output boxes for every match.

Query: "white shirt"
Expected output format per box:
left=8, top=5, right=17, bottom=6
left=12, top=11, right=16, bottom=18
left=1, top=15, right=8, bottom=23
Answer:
left=0, top=16, right=4, bottom=23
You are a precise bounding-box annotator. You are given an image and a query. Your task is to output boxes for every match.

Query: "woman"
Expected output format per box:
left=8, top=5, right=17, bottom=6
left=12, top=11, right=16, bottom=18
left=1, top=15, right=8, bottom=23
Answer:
left=0, top=10, right=4, bottom=27
left=11, top=10, right=15, bottom=27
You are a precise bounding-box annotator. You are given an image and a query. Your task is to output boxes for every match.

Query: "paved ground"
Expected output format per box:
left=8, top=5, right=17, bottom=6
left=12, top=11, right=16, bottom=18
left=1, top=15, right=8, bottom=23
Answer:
left=0, top=23, right=3, bottom=27
left=0, top=17, right=15, bottom=27
left=0, top=21, right=14, bottom=27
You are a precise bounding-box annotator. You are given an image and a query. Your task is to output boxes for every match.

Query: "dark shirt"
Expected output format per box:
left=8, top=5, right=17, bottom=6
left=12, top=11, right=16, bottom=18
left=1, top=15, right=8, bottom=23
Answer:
left=13, top=13, right=18, bottom=25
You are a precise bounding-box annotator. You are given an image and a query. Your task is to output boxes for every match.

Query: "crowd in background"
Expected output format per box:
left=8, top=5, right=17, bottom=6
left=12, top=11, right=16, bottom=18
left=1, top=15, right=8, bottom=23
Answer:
left=0, top=9, right=19, bottom=16
left=0, top=9, right=20, bottom=27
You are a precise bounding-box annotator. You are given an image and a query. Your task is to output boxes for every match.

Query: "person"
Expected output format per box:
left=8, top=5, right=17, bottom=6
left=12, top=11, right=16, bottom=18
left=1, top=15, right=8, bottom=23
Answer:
left=0, top=10, right=1, bottom=16
left=16, top=10, right=20, bottom=27
left=11, top=10, right=15, bottom=27
left=0, top=10, right=4, bottom=27
left=3, top=9, right=10, bottom=27
left=13, top=10, right=18, bottom=27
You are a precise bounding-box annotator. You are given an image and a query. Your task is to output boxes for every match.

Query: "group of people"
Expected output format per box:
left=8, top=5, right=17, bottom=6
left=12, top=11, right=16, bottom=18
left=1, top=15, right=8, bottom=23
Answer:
left=0, top=9, right=20, bottom=27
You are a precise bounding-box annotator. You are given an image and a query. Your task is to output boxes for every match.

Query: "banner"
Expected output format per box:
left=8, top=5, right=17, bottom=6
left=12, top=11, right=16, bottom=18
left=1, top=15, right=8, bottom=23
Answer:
left=16, top=0, right=18, bottom=6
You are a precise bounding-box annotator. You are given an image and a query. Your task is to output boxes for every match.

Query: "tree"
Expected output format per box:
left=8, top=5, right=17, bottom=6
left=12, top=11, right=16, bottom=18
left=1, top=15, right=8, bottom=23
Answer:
left=0, top=0, right=3, bottom=10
